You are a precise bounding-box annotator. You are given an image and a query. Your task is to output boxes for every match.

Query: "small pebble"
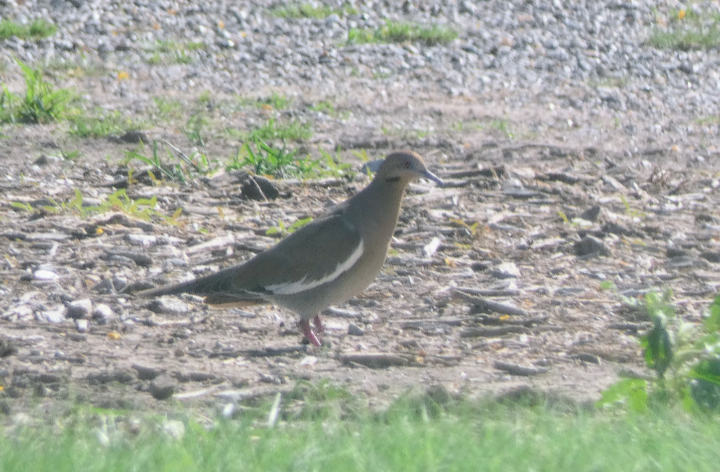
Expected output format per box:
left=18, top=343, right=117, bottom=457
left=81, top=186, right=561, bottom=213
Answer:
left=92, top=304, right=115, bottom=323
left=490, top=262, right=520, bottom=279
left=162, top=420, right=185, bottom=440
left=34, top=270, right=58, bottom=281
left=150, top=375, right=177, bottom=400
left=132, top=364, right=162, bottom=381
left=66, top=298, right=93, bottom=319
left=39, top=308, right=65, bottom=324
left=75, top=319, right=89, bottom=333
left=574, top=236, right=611, bottom=257
left=127, top=234, right=158, bottom=246
left=146, top=298, right=190, bottom=315
left=580, top=205, right=602, bottom=222
left=222, top=403, right=236, bottom=419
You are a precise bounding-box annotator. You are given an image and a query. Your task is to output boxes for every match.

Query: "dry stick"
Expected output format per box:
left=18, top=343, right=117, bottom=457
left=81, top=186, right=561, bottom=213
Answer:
left=608, top=322, right=650, bottom=332
left=103, top=250, right=153, bottom=267
left=391, top=317, right=470, bottom=328
left=209, top=345, right=307, bottom=358
left=215, top=386, right=294, bottom=403
left=444, top=168, right=502, bottom=179
left=174, top=384, right=226, bottom=400
left=324, top=307, right=361, bottom=318
left=493, top=361, right=549, bottom=376
left=454, top=290, right=529, bottom=317
left=571, top=353, right=602, bottom=364
left=163, top=139, right=202, bottom=171
left=143, top=318, right=192, bottom=327
left=460, top=326, right=527, bottom=338
left=454, top=287, right=521, bottom=297
left=341, top=353, right=410, bottom=368
left=532, top=325, right=564, bottom=332
left=246, top=175, right=269, bottom=202
left=485, top=142, right=578, bottom=157
left=569, top=348, right=633, bottom=363
left=427, top=355, right=463, bottom=366
left=478, top=314, right=549, bottom=327
left=267, top=392, right=282, bottom=428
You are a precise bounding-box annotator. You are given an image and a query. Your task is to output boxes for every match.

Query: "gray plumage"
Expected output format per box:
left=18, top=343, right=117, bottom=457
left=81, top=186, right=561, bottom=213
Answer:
left=136, top=150, right=443, bottom=346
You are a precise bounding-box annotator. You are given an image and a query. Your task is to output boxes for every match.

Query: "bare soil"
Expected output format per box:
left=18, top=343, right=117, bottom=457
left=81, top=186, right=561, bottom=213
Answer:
left=1, top=85, right=719, bottom=418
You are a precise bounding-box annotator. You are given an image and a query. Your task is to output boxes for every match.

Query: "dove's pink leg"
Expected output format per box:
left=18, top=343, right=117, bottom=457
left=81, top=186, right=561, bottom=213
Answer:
left=299, top=319, right=321, bottom=347
left=313, top=315, right=325, bottom=334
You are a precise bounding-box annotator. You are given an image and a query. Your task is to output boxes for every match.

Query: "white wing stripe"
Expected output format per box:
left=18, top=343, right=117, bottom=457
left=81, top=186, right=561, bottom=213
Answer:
left=266, top=239, right=364, bottom=295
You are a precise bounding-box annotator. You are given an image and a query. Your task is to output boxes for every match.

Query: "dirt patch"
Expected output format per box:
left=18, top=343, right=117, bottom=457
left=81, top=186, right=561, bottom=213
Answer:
left=1, top=0, right=720, bottom=417
left=2, top=106, right=718, bottom=416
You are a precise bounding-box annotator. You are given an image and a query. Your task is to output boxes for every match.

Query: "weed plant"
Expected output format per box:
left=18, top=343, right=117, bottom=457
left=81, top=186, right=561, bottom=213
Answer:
left=0, top=19, right=57, bottom=40
left=0, top=58, right=75, bottom=124
left=348, top=21, right=457, bottom=45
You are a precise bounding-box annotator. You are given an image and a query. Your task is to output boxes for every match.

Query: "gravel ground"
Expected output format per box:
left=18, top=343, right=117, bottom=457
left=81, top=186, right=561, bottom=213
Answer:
left=1, top=0, right=719, bottom=419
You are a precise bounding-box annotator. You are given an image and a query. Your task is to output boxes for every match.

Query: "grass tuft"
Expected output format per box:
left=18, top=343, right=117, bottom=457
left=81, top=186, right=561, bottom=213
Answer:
left=348, top=21, right=457, bottom=46
left=124, top=140, right=217, bottom=183
left=184, top=113, right=208, bottom=147
left=272, top=3, right=333, bottom=19
left=11, top=188, right=181, bottom=224
left=647, top=9, right=720, bottom=50
left=226, top=137, right=311, bottom=178
left=237, top=92, right=291, bottom=111
left=70, top=109, right=146, bottom=138
left=309, top=100, right=335, bottom=115
left=2, top=397, right=720, bottom=472
left=226, top=138, right=352, bottom=179
left=0, top=58, right=76, bottom=124
left=0, top=19, right=57, bottom=40
left=598, top=291, right=720, bottom=412
left=145, top=40, right=202, bottom=65
left=489, top=119, right=514, bottom=139
left=271, top=2, right=357, bottom=19
left=245, top=117, right=313, bottom=142
left=153, top=97, right=184, bottom=121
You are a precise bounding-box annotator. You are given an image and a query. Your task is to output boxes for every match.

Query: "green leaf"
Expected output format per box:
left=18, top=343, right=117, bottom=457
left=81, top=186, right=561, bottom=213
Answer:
left=11, top=201, right=33, bottom=212
left=644, top=289, right=675, bottom=320
left=557, top=210, right=569, bottom=224
left=599, top=280, right=616, bottom=291
left=125, top=151, right=154, bottom=166
left=692, top=333, right=720, bottom=351
left=63, top=150, right=80, bottom=160
left=704, top=294, right=720, bottom=333
left=134, top=198, right=155, bottom=207
left=351, top=149, right=369, bottom=163
left=107, top=189, right=126, bottom=208
left=289, top=217, right=313, bottom=232
left=68, top=189, right=83, bottom=210
left=689, top=358, right=720, bottom=410
left=597, top=378, right=649, bottom=412
left=641, top=315, right=673, bottom=377
left=691, top=358, right=720, bottom=384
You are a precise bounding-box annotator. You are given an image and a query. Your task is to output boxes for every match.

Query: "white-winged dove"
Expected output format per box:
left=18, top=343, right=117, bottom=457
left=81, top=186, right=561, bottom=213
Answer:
left=136, top=151, right=443, bottom=346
